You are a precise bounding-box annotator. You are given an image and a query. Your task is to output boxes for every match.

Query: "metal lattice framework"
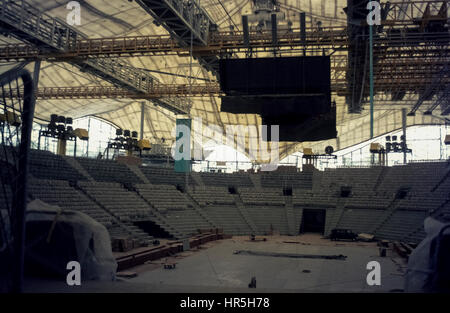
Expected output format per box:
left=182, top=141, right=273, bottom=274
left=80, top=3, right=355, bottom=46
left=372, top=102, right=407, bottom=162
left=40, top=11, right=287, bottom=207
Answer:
left=0, top=0, right=448, bottom=115
left=135, top=0, right=221, bottom=74
left=0, top=0, right=190, bottom=114
left=0, top=65, right=36, bottom=293
left=0, top=0, right=449, bottom=159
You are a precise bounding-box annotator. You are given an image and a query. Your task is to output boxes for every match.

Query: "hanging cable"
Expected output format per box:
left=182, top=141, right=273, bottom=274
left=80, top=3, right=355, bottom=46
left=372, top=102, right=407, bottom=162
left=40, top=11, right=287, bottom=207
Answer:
left=218, top=0, right=240, bottom=31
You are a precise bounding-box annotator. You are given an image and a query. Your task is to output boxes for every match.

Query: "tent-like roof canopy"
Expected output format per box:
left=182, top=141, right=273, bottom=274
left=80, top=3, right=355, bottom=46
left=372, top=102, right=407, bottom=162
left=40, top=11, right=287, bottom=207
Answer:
left=0, top=0, right=446, bottom=160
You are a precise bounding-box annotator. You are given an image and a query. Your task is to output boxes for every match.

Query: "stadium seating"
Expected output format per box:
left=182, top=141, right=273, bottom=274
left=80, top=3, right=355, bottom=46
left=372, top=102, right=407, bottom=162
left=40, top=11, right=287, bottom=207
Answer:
left=375, top=210, right=429, bottom=241
left=199, top=172, right=253, bottom=188
left=135, top=184, right=213, bottom=236
left=14, top=149, right=450, bottom=244
left=239, top=188, right=285, bottom=206
left=337, top=209, right=385, bottom=234
left=78, top=181, right=151, bottom=222
left=28, top=179, right=114, bottom=227
left=261, top=172, right=312, bottom=189
left=29, top=150, right=86, bottom=181
left=292, top=188, right=337, bottom=208
left=136, top=184, right=188, bottom=212
left=76, top=158, right=143, bottom=184
left=189, top=186, right=235, bottom=206
left=245, top=206, right=290, bottom=235
left=203, top=205, right=252, bottom=235
left=140, top=166, right=196, bottom=187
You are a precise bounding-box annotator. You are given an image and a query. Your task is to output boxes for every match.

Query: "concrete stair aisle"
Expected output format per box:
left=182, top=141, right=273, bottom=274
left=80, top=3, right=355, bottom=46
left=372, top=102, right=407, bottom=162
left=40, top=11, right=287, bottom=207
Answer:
left=64, top=156, right=94, bottom=181
left=402, top=197, right=450, bottom=243
left=373, top=166, right=388, bottom=192
left=233, top=194, right=259, bottom=234
left=148, top=208, right=188, bottom=239
left=183, top=191, right=217, bottom=229
left=109, top=220, right=152, bottom=246
left=324, top=198, right=346, bottom=236
left=284, top=196, right=296, bottom=235
left=123, top=222, right=154, bottom=245
left=108, top=224, right=130, bottom=239
left=294, top=208, right=303, bottom=235
left=108, top=223, right=151, bottom=246
left=430, top=197, right=450, bottom=217
left=190, top=172, right=204, bottom=187
left=323, top=208, right=336, bottom=237
left=370, top=199, right=400, bottom=235
left=74, top=184, right=153, bottom=245
left=134, top=191, right=187, bottom=239
left=431, top=164, right=450, bottom=192
left=401, top=224, right=427, bottom=244
left=249, top=174, right=262, bottom=189
left=126, top=164, right=151, bottom=184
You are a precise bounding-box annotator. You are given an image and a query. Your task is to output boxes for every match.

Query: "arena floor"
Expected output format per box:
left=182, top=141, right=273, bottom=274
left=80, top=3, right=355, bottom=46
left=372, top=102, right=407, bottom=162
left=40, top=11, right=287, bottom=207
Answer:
left=24, top=234, right=407, bottom=293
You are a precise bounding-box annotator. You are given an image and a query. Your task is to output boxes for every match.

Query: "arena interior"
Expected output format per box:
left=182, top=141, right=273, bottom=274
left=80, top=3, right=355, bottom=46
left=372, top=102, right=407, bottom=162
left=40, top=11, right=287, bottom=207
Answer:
left=0, top=0, right=450, bottom=294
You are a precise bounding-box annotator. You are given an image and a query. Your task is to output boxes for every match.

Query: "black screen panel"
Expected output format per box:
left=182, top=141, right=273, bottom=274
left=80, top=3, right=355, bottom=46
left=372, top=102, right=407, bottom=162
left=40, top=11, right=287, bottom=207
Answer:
left=219, top=56, right=331, bottom=96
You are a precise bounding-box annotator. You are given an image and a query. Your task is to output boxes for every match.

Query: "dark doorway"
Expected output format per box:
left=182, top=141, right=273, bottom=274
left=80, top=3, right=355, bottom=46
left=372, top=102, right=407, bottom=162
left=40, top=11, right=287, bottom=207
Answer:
left=176, top=184, right=185, bottom=193
left=134, top=221, right=172, bottom=239
left=283, top=187, right=292, bottom=196
left=300, top=209, right=326, bottom=234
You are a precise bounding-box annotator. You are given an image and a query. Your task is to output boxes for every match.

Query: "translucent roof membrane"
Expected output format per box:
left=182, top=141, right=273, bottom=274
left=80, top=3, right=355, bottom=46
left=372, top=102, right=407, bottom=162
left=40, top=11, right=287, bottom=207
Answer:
left=0, top=0, right=445, bottom=159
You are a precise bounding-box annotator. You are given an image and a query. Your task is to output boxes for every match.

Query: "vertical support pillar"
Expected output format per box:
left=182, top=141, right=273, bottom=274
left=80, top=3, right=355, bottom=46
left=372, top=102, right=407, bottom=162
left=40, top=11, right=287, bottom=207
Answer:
left=57, top=139, right=67, bottom=156
left=33, top=60, right=41, bottom=95
left=34, top=60, right=41, bottom=153
left=271, top=13, right=278, bottom=46
left=37, top=129, right=41, bottom=150
left=86, top=117, right=90, bottom=158
left=300, top=12, right=306, bottom=46
left=369, top=24, right=375, bottom=166
left=402, top=108, right=407, bottom=164
left=369, top=24, right=374, bottom=139
left=12, top=65, right=37, bottom=293
left=140, top=101, right=145, bottom=141
left=242, top=15, right=249, bottom=47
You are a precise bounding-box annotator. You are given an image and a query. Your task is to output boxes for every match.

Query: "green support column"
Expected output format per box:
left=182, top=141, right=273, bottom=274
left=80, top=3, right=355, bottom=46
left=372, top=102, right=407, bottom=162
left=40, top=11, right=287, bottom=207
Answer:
left=369, top=24, right=374, bottom=139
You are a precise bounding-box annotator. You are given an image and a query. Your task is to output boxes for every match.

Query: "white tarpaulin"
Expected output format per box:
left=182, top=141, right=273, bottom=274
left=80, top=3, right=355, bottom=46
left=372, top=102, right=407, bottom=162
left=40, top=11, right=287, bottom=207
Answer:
left=405, top=217, right=450, bottom=292
left=26, top=200, right=117, bottom=281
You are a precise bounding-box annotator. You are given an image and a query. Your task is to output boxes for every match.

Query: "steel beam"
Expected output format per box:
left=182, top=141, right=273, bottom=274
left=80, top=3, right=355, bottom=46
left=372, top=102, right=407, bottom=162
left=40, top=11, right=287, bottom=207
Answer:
left=24, top=78, right=448, bottom=99
left=135, top=0, right=220, bottom=74
left=0, top=0, right=189, bottom=114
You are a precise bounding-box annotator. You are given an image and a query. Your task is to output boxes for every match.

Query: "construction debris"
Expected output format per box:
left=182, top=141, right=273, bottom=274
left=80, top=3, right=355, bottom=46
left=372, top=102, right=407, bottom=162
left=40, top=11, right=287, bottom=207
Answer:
left=283, top=241, right=311, bottom=245
left=357, top=233, right=375, bottom=242
left=233, top=250, right=347, bottom=260
left=248, top=277, right=256, bottom=288
left=164, top=262, right=177, bottom=269
left=116, top=271, right=138, bottom=278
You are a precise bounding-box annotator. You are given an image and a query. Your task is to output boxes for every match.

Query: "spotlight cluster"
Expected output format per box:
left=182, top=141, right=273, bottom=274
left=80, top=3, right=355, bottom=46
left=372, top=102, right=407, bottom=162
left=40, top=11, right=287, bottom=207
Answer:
left=385, top=135, right=411, bottom=153
left=108, top=129, right=140, bottom=151
left=42, top=114, right=75, bottom=140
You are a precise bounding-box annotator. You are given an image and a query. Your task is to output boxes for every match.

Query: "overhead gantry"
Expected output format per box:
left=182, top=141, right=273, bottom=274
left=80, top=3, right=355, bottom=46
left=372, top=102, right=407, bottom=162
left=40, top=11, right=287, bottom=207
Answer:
left=134, top=0, right=221, bottom=75
left=0, top=0, right=448, bottom=115
left=0, top=0, right=190, bottom=114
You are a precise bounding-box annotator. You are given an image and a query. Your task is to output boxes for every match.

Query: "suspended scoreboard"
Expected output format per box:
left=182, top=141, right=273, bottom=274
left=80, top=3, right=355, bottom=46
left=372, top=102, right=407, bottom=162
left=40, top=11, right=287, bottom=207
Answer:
left=219, top=56, right=336, bottom=142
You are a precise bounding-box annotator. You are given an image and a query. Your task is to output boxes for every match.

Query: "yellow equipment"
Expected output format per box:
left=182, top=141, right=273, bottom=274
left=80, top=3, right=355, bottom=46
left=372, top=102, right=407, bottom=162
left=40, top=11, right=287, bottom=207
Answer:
left=74, top=128, right=89, bottom=140
left=137, top=139, right=151, bottom=150
left=445, top=135, right=450, bottom=145
left=0, top=111, right=21, bottom=126
left=303, top=148, right=313, bottom=156
left=370, top=143, right=383, bottom=153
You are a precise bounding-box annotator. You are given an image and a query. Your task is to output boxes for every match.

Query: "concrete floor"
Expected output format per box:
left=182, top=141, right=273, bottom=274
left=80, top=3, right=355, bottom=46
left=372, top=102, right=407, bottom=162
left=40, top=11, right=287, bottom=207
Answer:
left=125, top=234, right=406, bottom=292
left=23, top=234, right=407, bottom=293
